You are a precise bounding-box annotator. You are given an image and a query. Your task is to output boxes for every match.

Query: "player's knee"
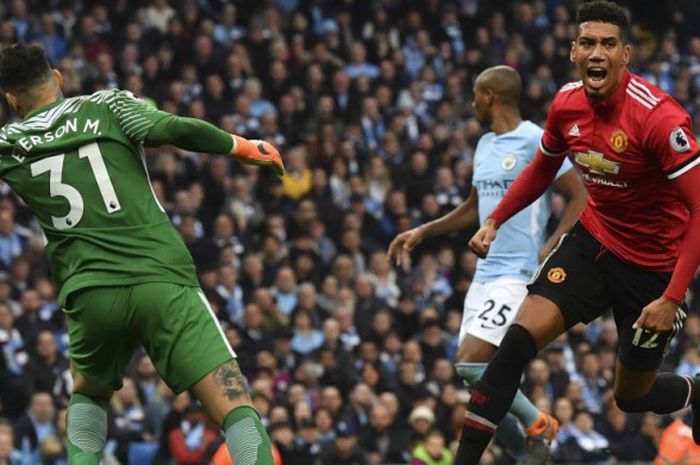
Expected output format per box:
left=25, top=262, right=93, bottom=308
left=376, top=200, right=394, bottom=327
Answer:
left=71, top=367, right=112, bottom=400
left=494, top=324, right=538, bottom=368
left=615, top=394, right=649, bottom=413
left=457, top=335, right=496, bottom=363
left=73, top=382, right=112, bottom=400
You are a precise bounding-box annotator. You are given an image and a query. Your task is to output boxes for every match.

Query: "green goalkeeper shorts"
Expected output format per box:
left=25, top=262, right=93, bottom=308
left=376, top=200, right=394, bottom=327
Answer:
left=64, top=282, right=236, bottom=394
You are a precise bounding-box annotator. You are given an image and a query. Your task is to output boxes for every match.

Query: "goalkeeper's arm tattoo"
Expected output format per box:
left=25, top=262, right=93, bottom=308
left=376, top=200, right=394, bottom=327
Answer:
left=213, top=359, right=248, bottom=401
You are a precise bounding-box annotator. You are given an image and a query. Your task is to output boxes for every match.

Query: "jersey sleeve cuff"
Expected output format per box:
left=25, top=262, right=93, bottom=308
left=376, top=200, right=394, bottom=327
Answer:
left=539, top=141, right=567, bottom=157
left=662, top=291, right=684, bottom=306
left=485, top=216, right=501, bottom=228
left=666, top=150, right=700, bottom=179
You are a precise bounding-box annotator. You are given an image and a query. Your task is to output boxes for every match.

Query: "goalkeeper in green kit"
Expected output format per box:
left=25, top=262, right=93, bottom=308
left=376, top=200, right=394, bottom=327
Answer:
left=0, top=42, right=284, bottom=465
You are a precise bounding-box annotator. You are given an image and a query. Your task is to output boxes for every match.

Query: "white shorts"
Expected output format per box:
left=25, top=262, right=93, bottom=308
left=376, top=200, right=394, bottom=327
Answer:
left=458, top=278, right=529, bottom=347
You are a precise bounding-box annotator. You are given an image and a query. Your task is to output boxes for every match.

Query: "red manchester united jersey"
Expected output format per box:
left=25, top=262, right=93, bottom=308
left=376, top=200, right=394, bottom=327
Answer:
left=541, top=70, right=700, bottom=271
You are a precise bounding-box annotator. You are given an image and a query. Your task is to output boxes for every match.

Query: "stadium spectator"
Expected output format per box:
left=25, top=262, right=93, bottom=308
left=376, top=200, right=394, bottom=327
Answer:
left=0, top=210, right=29, bottom=270
left=319, top=420, right=367, bottom=465
left=110, top=378, right=153, bottom=464
left=362, top=402, right=410, bottom=464
left=24, top=331, right=68, bottom=399
left=410, top=429, right=453, bottom=465
left=168, top=402, right=218, bottom=465
left=555, top=411, right=610, bottom=464
left=655, top=414, right=700, bottom=465
left=13, top=392, right=56, bottom=455
left=0, top=424, right=21, bottom=464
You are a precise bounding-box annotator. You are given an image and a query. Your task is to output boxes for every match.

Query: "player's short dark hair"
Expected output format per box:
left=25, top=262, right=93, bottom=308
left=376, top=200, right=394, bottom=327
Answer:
left=0, top=42, right=52, bottom=93
left=476, top=65, right=522, bottom=105
left=576, top=1, right=630, bottom=42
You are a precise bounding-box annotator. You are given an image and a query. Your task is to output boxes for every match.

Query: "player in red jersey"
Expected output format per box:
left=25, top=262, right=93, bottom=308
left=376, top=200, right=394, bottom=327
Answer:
left=454, top=2, right=700, bottom=464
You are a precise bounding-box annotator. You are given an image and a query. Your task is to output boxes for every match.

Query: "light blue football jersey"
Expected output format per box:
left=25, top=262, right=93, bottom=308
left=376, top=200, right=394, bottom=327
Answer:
left=472, top=120, right=573, bottom=283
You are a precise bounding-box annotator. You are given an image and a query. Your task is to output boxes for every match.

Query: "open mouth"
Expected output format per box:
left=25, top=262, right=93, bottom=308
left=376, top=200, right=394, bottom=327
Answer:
left=586, top=67, right=607, bottom=86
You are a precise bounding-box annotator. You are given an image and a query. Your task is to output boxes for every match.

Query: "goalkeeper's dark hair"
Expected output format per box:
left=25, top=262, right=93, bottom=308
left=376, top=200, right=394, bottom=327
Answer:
left=0, top=42, right=52, bottom=93
left=576, top=1, right=630, bottom=42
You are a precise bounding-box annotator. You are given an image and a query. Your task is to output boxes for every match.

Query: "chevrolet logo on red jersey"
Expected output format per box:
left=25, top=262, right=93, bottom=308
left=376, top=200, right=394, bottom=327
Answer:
left=575, top=151, right=620, bottom=175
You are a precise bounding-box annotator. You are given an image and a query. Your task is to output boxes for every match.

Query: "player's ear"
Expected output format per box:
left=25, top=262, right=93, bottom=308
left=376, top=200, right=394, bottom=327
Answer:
left=4, top=92, right=17, bottom=112
left=622, top=43, right=631, bottom=66
left=570, top=41, right=576, bottom=62
left=52, top=69, right=64, bottom=88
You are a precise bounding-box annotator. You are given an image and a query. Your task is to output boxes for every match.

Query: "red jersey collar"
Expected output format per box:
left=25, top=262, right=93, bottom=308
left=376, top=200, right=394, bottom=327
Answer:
left=587, top=69, right=631, bottom=111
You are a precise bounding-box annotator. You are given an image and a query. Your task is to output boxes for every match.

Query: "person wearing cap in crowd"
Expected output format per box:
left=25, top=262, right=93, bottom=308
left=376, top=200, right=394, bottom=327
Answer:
left=320, top=18, right=339, bottom=37
left=289, top=417, right=323, bottom=464
left=272, top=325, right=298, bottom=374
left=320, top=420, right=367, bottom=465
left=408, top=405, right=436, bottom=447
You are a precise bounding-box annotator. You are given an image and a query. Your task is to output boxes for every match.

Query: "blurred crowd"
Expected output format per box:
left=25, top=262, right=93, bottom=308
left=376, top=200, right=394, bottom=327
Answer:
left=1, top=0, right=700, bottom=464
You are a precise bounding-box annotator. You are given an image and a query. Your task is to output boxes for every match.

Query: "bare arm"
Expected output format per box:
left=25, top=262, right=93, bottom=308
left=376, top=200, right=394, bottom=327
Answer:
left=387, top=187, right=478, bottom=265
left=539, top=169, right=588, bottom=261
left=422, top=187, right=479, bottom=237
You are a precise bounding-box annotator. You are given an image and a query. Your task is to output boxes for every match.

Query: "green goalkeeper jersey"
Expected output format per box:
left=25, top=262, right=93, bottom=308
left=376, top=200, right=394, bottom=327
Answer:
left=0, top=89, right=200, bottom=305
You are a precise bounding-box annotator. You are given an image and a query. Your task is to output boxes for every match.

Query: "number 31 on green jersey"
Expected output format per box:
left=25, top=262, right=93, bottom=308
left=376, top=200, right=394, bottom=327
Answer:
left=30, top=142, right=121, bottom=229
